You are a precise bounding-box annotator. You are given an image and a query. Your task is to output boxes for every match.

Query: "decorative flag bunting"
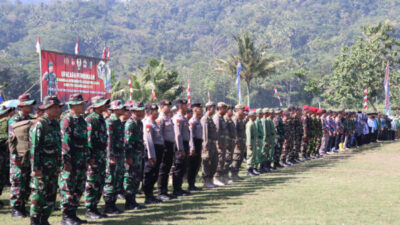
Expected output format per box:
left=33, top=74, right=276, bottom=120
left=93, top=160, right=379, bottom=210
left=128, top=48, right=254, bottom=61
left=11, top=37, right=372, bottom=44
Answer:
left=236, top=59, right=242, bottom=105
left=273, top=86, right=283, bottom=107
left=128, top=75, right=133, bottom=104
left=36, top=36, right=41, bottom=53
left=384, top=61, right=391, bottom=116
left=363, top=86, right=368, bottom=110
left=75, top=37, right=79, bottom=55
left=187, top=80, right=191, bottom=108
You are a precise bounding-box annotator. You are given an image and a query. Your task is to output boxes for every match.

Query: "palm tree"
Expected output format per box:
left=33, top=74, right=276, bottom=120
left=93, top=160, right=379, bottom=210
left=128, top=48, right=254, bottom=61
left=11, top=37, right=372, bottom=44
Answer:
left=215, top=32, right=283, bottom=107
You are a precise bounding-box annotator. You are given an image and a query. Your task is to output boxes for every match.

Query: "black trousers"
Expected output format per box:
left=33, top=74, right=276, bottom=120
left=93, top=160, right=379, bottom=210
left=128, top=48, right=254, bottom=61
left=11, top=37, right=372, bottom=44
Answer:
left=187, top=138, right=202, bottom=187
left=157, top=141, right=174, bottom=195
left=142, top=144, right=164, bottom=197
left=173, top=141, right=189, bottom=191
left=327, top=135, right=335, bottom=151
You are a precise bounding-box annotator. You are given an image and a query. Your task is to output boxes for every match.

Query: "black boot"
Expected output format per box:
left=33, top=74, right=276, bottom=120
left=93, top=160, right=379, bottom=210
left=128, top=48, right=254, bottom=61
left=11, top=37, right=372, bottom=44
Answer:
left=247, top=169, right=255, bottom=177
left=131, top=195, right=146, bottom=210
left=72, top=211, right=87, bottom=224
left=61, top=211, right=79, bottom=225
left=30, top=216, right=41, bottom=225
left=41, top=215, right=51, bottom=225
left=12, top=206, right=27, bottom=218
left=125, top=195, right=135, bottom=210
left=85, top=207, right=105, bottom=219
left=104, top=202, right=122, bottom=215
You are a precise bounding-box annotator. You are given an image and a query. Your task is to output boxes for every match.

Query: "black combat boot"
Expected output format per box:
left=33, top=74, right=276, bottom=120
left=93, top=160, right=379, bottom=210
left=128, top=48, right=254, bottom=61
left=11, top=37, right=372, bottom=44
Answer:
left=61, top=211, right=79, bottom=225
left=72, top=211, right=87, bottom=224
left=131, top=195, right=146, bottom=210
left=247, top=169, right=255, bottom=177
left=12, top=206, right=27, bottom=218
left=104, top=202, right=122, bottom=215
left=85, top=207, right=105, bottom=219
left=30, top=216, right=41, bottom=225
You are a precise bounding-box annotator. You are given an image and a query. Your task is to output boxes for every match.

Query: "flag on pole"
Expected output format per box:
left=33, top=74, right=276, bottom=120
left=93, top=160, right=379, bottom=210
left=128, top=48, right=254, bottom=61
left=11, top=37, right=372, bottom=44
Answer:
left=107, top=47, right=110, bottom=60
left=75, top=37, right=79, bottom=55
left=384, top=61, right=391, bottom=116
left=273, top=86, right=283, bottom=107
left=102, top=44, right=107, bottom=59
left=207, top=91, right=211, bottom=103
left=128, top=75, right=133, bottom=104
left=36, top=36, right=41, bottom=54
left=363, top=86, right=368, bottom=110
left=187, top=80, right=191, bottom=108
left=236, top=60, right=242, bottom=105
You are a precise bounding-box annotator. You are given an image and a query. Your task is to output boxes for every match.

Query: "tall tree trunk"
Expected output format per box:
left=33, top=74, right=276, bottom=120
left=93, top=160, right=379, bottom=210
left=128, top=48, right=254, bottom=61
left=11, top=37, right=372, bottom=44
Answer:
left=246, top=81, right=250, bottom=108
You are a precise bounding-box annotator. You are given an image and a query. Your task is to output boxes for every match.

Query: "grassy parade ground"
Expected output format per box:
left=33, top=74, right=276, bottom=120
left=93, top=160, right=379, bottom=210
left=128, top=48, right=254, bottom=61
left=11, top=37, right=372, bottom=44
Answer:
left=0, top=141, right=399, bottom=225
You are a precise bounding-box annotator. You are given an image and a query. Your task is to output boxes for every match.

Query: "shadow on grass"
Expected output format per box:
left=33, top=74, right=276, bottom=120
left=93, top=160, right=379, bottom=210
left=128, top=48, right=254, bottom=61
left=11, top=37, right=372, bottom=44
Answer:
left=97, top=142, right=390, bottom=225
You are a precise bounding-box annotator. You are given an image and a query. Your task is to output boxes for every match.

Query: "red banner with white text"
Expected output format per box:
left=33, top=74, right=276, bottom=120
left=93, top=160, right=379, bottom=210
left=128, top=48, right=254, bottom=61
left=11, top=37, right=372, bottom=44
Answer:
left=40, top=50, right=111, bottom=102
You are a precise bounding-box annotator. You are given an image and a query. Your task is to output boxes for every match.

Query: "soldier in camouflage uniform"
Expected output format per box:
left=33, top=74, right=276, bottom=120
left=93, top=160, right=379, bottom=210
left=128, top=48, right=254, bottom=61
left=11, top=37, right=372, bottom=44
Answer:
left=281, top=110, right=293, bottom=166
left=292, top=108, right=303, bottom=163
left=231, top=105, right=246, bottom=180
left=29, top=96, right=63, bottom=225
left=258, top=108, right=268, bottom=173
left=84, top=96, right=110, bottom=220
left=314, top=109, right=323, bottom=156
left=59, top=94, right=88, bottom=225
left=273, top=109, right=284, bottom=169
left=213, top=102, right=228, bottom=186
left=9, top=93, right=36, bottom=218
left=223, top=105, right=236, bottom=182
left=300, top=106, right=311, bottom=160
left=262, top=108, right=276, bottom=172
left=103, top=100, right=126, bottom=214
left=201, top=102, right=218, bottom=188
left=0, top=105, right=12, bottom=209
left=124, top=102, right=146, bottom=210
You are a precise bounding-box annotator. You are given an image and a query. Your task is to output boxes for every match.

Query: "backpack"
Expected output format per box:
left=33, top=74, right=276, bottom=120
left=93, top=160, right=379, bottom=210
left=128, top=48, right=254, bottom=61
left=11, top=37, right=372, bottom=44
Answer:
left=9, top=117, right=48, bottom=163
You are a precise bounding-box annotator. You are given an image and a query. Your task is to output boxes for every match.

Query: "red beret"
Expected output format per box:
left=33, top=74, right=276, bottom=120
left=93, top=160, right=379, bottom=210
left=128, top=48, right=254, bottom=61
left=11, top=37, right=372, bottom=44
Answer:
left=302, top=105, right=309, bottom=110
left=244, top=106, right=249, bottom=111
left=317, top=109, right=323, bottom=114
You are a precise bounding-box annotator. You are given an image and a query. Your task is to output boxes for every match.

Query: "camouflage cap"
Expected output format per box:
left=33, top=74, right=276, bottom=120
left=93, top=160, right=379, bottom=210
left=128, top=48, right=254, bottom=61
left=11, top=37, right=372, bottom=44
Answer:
left=248, top=111, right=257, bottom=116
left=0, top=105, right=12, bottom=116
left=17, top=93, right=36, bottom=107
left=256, top=108, right=262, bottom=115
left=262, top=108, right=269, bottom=113
left=130, top=101, right=145, bottom=111
left=66, top=93, right=85, bottom=105
left=109, top=100, right=126, bottom=110
left=235, top=104, right=245, bottom=110
left=39, top=96, right=64, bottom=110
left=217, top=102, right=227, bottom=108
left=205, top=102, right=216, bottom=108
left=91, top=96, right=110, bottom=108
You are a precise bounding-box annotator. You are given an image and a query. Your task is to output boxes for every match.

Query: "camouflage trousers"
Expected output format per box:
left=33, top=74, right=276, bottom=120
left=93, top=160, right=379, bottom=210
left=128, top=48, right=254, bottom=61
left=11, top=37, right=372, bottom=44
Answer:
left=0, top=144, right=8, bottom=196
left=306, top=136, right=316, bottom=155
left=124, top=151, right=142, bottom=196
left=59, top=162, right=87, bottom=213
left=84, top=159, right=106, bottom=208
left=215, top=141, right=226, bottom=178
left=223, top=139, right=235, bottom=177
left=314, top=136, right=322, bottom=154
left=281, top=138, right=293, bottom=162
left=290, top=137, right=302, bottom=160
left=246, top=144, right=257, bottom=169
left=103, top=155, right=124, bottom=204
left=30, top=166, right=58, bottom=218
left=231, top=140, right=246, bottom=175
left=301, top=136, right=309, bottom=156
left=274, top=140, right=283, bottom=163
left=10, top=153, right=31, bottom=208
left=202, top=141, right=218, bottom=179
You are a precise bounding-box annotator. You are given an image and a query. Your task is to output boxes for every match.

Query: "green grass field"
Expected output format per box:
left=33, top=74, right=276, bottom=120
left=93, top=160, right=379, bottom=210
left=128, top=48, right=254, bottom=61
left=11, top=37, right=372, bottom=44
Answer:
left=1, top=141, right=400, bottom=225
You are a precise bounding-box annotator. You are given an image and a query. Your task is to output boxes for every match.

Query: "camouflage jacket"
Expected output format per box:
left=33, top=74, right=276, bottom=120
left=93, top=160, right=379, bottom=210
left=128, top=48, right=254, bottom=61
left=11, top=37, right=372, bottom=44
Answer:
left=85, top=111, right=107, bottom=161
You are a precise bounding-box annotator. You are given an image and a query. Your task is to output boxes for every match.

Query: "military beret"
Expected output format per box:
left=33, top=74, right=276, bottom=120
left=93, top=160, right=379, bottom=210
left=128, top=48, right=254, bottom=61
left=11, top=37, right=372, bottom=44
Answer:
left=160, top=99, right=172, bottom=106
left=217, top=102, right=227, bottom=108
left=191, top=103, right=202, bottom=108
left=205, top=102, right=216, bottom=108
left=244, top=106, right=249, bottom=112
left=317, top=109, right=323, bottom=114
left=175, top=99, right=188, bottom=105
left=145, top=103, right=158, bottom=111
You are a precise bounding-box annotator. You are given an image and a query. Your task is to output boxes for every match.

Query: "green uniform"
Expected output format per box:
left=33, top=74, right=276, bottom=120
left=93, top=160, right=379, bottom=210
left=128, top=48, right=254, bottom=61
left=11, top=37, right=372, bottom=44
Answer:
left=103, top=114, right=125, bottom=204
left=264, top=117, right=276, bottom=166
left=0, top=117, right=9, bottom=197
left=29, top=115, right=61, bottom=219
left=84, top=111, right=107, bottom=209
left=124, top=118, right=144, bottom=196
left=273, top=116, right=284, bottom=165
left=255, top=118, right=263, bottom=166
left=9, top=111, right=33, bottom=209
left=246, top=120, right=258, bottom=169
left=59, top=112, right=88, bottom=213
